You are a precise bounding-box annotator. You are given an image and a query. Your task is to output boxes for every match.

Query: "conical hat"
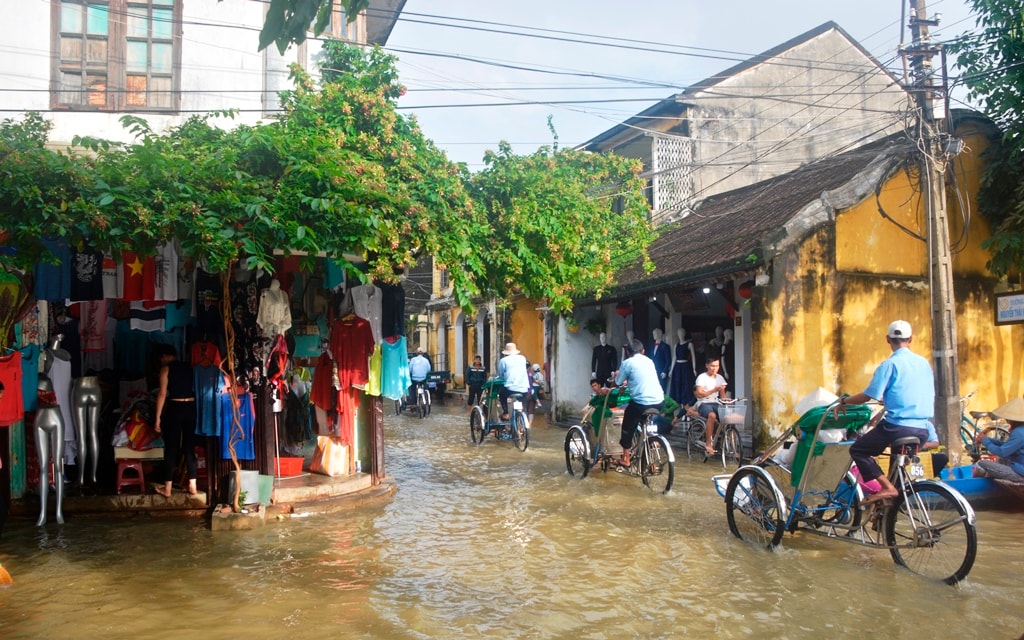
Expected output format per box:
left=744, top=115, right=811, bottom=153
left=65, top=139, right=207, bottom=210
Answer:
left=993, top=397, right=1024, bottom=423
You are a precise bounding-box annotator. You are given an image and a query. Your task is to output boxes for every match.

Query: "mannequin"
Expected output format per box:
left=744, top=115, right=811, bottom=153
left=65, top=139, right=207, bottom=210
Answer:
left=670, top=327, right=697, bottom=406
left=71, top=375, right=102, bottom=486
left=256, top=279, right=292, bottom=337
left=42, top=336, right=74, bottom=472
left=591, top=332, right=618, bottom=383
left=648, top=328, right=672, bottom=392
left=34, top=376, right=65, bottom=525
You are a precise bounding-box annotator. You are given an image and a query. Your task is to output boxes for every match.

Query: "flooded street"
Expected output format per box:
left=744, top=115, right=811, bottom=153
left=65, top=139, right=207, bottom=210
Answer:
left=2, top=403, right=1023, bottom=639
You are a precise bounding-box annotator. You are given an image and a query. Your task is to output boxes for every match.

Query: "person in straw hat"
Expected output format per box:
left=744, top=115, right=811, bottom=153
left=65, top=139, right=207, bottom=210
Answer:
left=496, top=342, right=530, bottom=420
left=973, top=397, right=1024, bottom=483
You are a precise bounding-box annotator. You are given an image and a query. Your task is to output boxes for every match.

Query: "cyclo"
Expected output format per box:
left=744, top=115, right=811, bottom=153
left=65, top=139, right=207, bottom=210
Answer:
left=563, top=384, right=675, bottom=494
left=714, top=398, right=977, bottom=584
left=469, top=378, right=529, bottom=451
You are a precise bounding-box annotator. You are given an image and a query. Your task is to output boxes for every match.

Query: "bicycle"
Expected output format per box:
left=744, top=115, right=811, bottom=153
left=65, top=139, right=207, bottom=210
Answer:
left=716, top=399, right=977, bottom=584
left=470, top=380, right=529, bottom=451
left=680, top=398, right=745, bottom=468
left=958, top=391, right=1010, bottom=461
left=565, top=402, right=675, bottom=494
left=410, top=380, right=431, bottom=419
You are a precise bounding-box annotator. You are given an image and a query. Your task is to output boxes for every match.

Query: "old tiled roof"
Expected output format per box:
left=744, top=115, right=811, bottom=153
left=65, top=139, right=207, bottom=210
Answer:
left=603, top=139, right=910, bottom=299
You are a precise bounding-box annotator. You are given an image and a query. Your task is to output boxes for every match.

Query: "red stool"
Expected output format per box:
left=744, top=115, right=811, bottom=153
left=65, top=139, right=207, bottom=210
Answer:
left=115, top=460, right=146, bottom=495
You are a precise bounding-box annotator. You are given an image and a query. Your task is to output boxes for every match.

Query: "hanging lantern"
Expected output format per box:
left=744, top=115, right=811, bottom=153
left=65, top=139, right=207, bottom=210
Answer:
left=615, top=302, right=633, bottom=318
left=738, top=280, right=754, bottom=299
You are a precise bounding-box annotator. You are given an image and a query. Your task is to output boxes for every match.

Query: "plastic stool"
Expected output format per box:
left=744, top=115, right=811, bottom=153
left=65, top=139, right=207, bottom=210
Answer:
left=115, top=460, right=146, bottom=495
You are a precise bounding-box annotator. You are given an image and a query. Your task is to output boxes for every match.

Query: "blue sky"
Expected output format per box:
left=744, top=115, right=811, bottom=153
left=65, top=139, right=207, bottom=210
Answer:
left=384, top=0, right=979, bottom=169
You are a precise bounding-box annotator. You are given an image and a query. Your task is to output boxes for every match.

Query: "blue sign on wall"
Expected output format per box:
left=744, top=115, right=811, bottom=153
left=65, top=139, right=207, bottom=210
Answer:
left=995, top=291, right=1024, bottom=326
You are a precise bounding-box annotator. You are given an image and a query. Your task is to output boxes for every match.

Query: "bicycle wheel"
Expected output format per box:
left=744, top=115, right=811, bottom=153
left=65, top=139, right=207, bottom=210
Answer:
left=470, top=406, right=485, bottom=444
left=885, top=482, right=977, bottom=584
left=812, top=474, right=862, bottom=528
left=512, top=411, right=529, bottom=451
left=720, top=425, right=742, bottom=469
left=395, top=398, right=403, bottom=415
left=641, top=437, right=674, bottom=494
left=725, top=467, right=785, bottom=549
left=686, top=420, right=707, bottom=462
left=564, top=427, right=590, bottom=477
left=423, top=388, right=432, bottom=417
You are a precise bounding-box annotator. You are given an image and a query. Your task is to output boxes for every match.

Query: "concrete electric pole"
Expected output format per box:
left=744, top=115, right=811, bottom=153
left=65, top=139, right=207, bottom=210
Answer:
left=903, top=0, right=961, bottom=449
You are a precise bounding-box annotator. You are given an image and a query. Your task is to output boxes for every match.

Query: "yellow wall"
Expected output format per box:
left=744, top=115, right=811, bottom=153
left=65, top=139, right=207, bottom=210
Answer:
left=509, top=299, right=545, bottom=369
left=751, top=121, right=1023, bottom=445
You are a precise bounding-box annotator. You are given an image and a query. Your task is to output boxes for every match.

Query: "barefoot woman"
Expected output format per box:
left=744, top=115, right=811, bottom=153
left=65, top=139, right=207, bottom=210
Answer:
left=153, top=345, right=198, bottom=497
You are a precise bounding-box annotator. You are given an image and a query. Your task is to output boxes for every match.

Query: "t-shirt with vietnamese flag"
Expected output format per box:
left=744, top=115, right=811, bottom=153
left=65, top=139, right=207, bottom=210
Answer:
left=120, top=250, right=155, bottom=301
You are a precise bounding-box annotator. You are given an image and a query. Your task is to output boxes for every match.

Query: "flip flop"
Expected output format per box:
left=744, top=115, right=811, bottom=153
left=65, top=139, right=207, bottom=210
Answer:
left=860, top=493, right=897, bottom=508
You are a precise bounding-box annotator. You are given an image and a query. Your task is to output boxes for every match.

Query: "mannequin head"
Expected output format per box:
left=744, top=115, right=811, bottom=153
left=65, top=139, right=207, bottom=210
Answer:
left=652, top=328, right=663, bottom=343
left=270, top=279, right=281, bottom=290
left=599, top=332, right=607, bottom=346
left=626, top=330, right=634, bottom=341
left=715, top=326, right=725, bottom=339
left=724, top=328, right=734, bottom=342
left=677, top=327, right=687, bottom=341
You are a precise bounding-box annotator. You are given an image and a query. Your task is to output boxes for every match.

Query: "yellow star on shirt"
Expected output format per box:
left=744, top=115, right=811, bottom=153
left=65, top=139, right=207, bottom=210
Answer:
left=128, top=256, right=144, bottom=277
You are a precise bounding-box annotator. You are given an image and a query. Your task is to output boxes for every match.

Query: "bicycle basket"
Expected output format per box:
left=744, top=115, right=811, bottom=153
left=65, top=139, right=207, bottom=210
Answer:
left=719, top=401, right=747, bottom=425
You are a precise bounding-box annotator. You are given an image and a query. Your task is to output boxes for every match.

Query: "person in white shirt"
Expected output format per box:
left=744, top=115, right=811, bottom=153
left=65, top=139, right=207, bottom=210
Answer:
left=695, top=356, right=729, bottom=455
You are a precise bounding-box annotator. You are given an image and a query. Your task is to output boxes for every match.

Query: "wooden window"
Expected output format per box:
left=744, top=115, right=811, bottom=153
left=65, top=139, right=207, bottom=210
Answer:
left=52, top=0, right=180, bottom=111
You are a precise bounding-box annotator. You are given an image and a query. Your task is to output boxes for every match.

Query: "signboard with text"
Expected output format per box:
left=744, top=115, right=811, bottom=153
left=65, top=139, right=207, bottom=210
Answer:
left=995, top=291, right=1024, bottom=326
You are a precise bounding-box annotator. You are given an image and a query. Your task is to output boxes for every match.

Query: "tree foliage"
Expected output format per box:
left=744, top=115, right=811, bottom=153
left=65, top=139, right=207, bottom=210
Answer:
left=469, top=124, right=654, bottom=314
left=950, top=0, right=1024, bottom=278
left=258, top=0, right=369, bottom=54
left=1, top=42, right=656, bottom=315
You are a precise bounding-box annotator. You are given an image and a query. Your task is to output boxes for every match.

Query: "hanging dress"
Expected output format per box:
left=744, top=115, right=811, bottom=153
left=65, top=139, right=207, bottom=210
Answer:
left=381, top=336, right=411, bottom=401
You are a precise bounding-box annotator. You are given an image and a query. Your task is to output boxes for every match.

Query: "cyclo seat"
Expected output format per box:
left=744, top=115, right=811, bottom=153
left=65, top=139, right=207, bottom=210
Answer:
left=508, top=392, right=526, bottom=401
left=890, top=436, right=920, bottom=455
left=642, top=408, right=661, bottom=416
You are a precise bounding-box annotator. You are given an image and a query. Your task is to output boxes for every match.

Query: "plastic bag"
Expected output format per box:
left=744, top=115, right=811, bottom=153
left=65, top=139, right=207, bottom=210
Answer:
left=309, top=436, right=348, bottom=477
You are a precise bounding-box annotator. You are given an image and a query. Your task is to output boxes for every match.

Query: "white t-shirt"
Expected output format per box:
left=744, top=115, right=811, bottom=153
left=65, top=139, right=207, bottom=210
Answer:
left=695, top=372, right=727, bottom=404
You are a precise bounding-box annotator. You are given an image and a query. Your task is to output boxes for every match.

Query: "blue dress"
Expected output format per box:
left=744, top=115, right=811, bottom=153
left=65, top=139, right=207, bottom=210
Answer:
left=381, top=336, right=412, bottom=401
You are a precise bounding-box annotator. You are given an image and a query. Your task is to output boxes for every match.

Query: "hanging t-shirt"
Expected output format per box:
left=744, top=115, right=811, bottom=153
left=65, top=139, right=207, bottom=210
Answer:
left=70, top=246, right=104, bottom=301
left=129, top=301, right=166, bottom=332
left=154, top=240, right=179, bottom=302
left=194, top=364, right=225, bottom=437
left=78, top=300, right=107, bottom=351
left=177, top=256, right=194, bottom=303
left=351, top=284, right=382, bottom=345
left=220, top=392, right=256, bottom=460
left=381, top=336, right=412, bottom=401
left=19, top=344, right=39, bottom=412
left=120, top=250, right=156, bottom=302
left=34, top=236, right=71, bottom=302
left=377, top=280, right=406, bottom=339
left=193, top=268, right=224, bottom=340
left=14, top=298, right=47, bottom=348
left=310, top=352, right=336, bottom=412
left=101, top=254, right=123, bottom=300
left=366, top=343, right=382, bottom=397
left=164, top=299, right=193, bottom=331
left=0, top=350, right=24, bottom=425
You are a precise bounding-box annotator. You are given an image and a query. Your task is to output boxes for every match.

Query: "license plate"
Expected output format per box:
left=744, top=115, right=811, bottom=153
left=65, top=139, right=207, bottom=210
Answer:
left=909, top=463, right=925, bottom=479
left=513, top=401, right=523, bottom=411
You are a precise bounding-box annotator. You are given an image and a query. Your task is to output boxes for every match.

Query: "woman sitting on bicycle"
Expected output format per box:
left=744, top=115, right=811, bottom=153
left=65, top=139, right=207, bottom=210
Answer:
left=695, top=356, right=729, bottom=455
left=973, top=398, right=1024, bottom=483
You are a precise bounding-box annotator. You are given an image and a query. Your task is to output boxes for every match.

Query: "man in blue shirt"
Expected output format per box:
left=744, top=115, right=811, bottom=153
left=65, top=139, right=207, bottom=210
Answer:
left=845, top=320, right=933, bottom=504
left=497, top=342, right=531, bottom=420
left=614, top=338, right=664, bottom=467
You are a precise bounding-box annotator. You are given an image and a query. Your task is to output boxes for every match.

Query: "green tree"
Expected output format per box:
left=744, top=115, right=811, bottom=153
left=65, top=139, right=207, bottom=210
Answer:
left=950, top=0, right=1024, bottom=278
left=469, top=132, right=654, bottom=315
left=258, top=0, right=369, bottom=54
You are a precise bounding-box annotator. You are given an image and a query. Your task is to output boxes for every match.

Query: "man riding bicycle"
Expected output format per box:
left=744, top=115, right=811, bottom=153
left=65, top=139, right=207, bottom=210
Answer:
left=497, top=342, right=531, bottom=421
left=695, top=355, right=729, bottom=455
left=613, top=338, right=664, bottom=467
left=408, top=348, right=432, bottom=405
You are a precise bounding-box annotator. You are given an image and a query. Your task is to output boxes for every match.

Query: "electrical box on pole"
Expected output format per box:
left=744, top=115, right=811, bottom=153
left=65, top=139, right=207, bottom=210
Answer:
left=902, top=0, right=961, bottom=450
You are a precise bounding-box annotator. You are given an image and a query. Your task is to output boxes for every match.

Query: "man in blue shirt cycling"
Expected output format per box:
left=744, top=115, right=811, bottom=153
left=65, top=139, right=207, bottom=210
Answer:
left=844, top=320, right=933, bottom=505
left=614, top=338, right=664, bottom=467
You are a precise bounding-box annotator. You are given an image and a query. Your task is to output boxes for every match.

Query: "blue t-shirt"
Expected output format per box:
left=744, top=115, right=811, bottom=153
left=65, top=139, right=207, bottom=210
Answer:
left=863, top=347, right=934, bottom=429
left=615, top=353, right=664, bottom=405
left=497, top=354, right=531, bottom=394
left=984, top=428, right=1024, bottom=477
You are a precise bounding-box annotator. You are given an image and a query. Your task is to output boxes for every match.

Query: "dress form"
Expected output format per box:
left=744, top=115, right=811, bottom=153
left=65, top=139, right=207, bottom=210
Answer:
left=591, top=332, right=618, bottom=383
left=34, top=376, right=65, bottom=525
left=670, top=327, right=697, bottom=406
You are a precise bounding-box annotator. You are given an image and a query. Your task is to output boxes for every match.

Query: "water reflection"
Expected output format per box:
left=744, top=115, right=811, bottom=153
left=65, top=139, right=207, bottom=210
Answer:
left=2, top=404, right=1023, bottom=638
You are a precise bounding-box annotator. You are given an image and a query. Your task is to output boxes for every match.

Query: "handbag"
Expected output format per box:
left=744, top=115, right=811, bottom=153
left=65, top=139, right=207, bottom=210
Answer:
left=309, top=436, right=348, bottom=477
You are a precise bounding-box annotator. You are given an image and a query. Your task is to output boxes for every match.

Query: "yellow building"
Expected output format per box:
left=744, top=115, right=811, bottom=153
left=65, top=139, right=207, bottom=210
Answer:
left=587, top=111, right=1022, bottom=453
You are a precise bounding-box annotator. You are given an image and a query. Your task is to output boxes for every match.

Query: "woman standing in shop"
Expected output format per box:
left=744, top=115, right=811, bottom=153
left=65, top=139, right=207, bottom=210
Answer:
left=153, top=345, right=198, bottom=497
